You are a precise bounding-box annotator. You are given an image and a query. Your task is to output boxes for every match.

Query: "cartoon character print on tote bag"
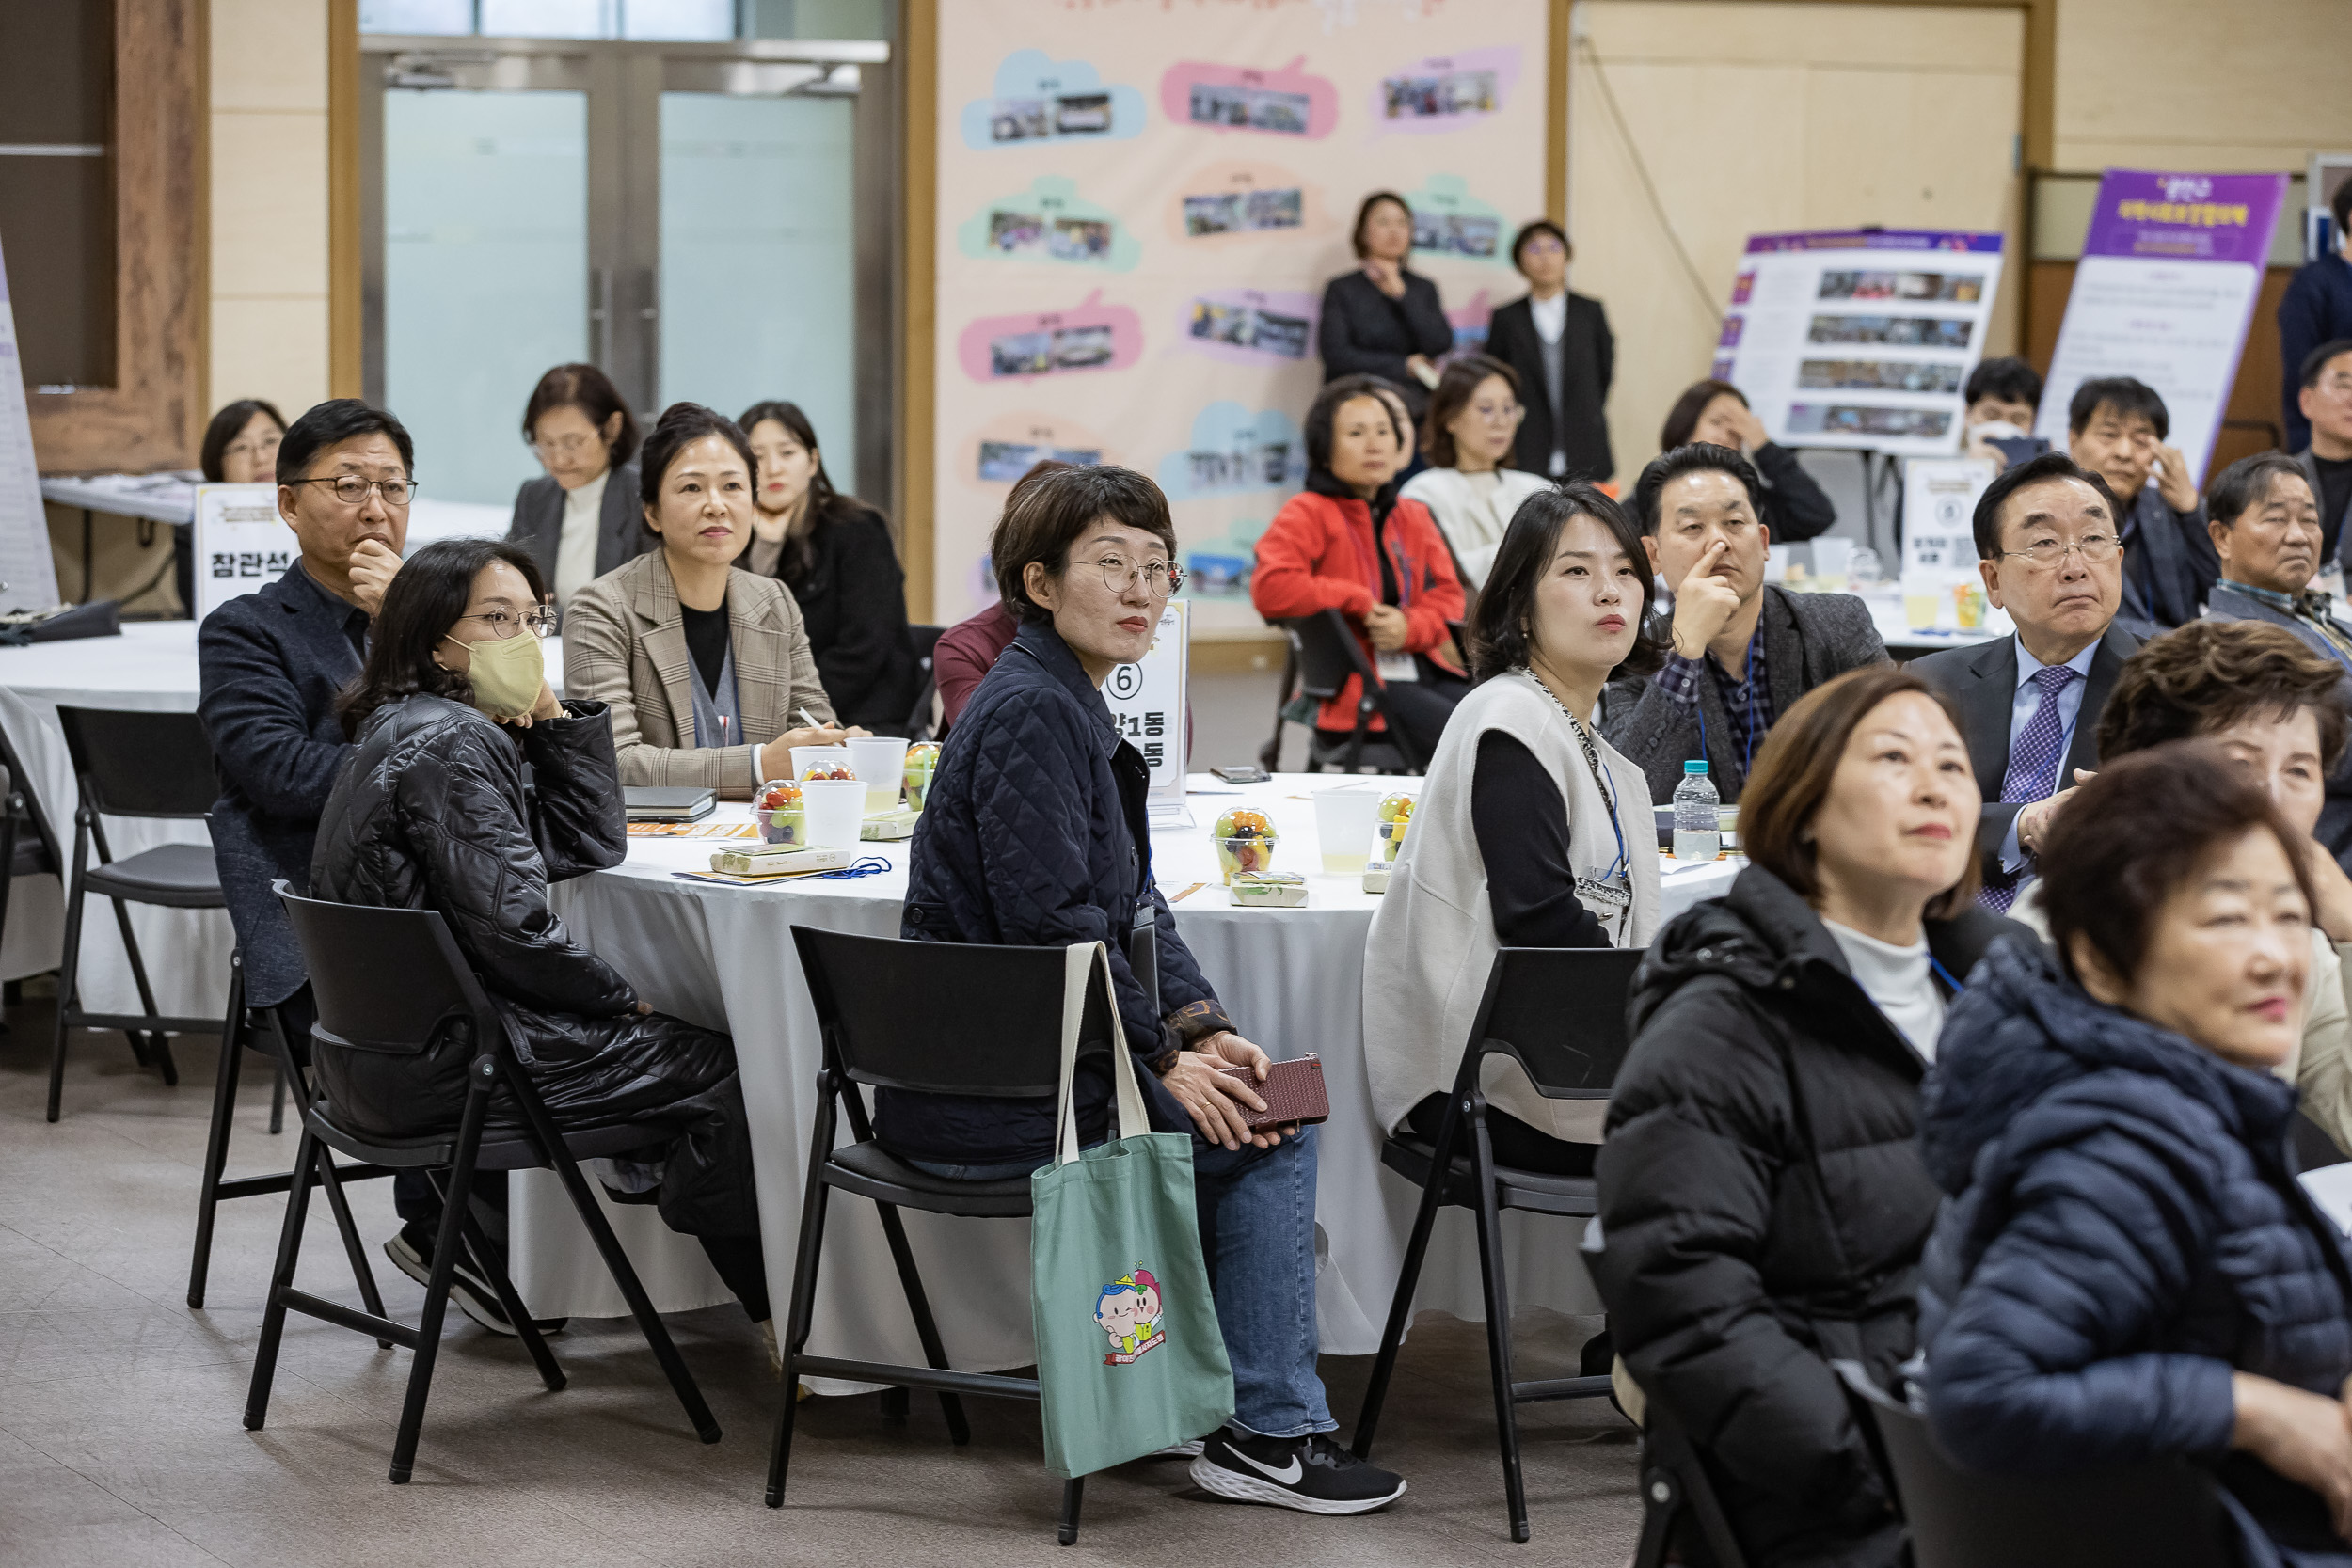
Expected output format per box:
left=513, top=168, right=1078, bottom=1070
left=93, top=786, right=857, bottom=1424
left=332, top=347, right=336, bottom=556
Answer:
left=1096, top=1266, right=1167, bottom=1364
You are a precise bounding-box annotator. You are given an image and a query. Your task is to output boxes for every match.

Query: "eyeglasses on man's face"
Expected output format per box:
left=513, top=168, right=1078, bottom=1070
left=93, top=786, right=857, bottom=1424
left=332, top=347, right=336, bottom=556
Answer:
left=2001, top=531, right=2121, bottom=569
left=455, top=606, right=556, bottom=640
left=293, top=475, right=415, bottom=508
left=1090, top=553, right=1185, bottom=596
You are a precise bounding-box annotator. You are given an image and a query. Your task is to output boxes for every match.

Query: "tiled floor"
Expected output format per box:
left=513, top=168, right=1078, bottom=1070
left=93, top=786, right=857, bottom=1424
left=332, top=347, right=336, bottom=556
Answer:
left=0, top=997, right=1643, bottom=1567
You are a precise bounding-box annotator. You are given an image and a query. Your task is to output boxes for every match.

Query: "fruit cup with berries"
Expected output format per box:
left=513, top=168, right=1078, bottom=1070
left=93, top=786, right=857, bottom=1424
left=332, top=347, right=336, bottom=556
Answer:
left=1212, top=807, right=1279, bottom=886
left=757, top=779, right=804, bottom=845
left=800, top=760, right=855, bottom=782
left=1375, top=793, right=1415, bottom=863
left=903, top=741, right=941, bottom=812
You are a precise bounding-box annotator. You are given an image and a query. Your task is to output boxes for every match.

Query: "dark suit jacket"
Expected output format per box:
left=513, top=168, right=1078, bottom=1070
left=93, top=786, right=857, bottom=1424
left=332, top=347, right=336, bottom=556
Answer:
left=196, top=562, right=369, bottom=1006
left=1317, top=268, right=1454, bottom=420
left=759, top=501, right=921, bottom=734
left=2203, top=582, right=2352, bottom=865
left=2298, top=447, right=2352, bottom=567
left=1908, top=622, right=2140, bottom=879
left=2117, top=486, right=2217, bottom=635
left=505, top=460, right=654, bottom=605
left=1484, top=291, right=1614, bottom=483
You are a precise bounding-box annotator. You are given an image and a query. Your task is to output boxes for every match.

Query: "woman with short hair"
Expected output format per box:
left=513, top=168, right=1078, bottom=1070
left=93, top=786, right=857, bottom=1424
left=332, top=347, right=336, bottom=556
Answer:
left=1365, top=481, right=1664, bottom=1175
left=1400, top=354, right=1554, bottom=591
left=506, top=362, right=655, bottom=612
left=562, top=403, right=859, bottom=797
left=898, top=463, right=1406, bottom=1516
left=1482, top=218, right=1615, bottom=483
left=1659, top=377, right=1838, bottom=544
left=737, top=400, right=920, bottom=733
left=1317, top=191, right=1453, bottom=422
left=1921, top=743, right=2352, bottom=1565
left=1593, top=663, right=2020, bottom=1568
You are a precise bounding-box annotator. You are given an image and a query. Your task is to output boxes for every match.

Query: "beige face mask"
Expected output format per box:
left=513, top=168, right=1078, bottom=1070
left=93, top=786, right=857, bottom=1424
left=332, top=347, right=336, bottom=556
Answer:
left=442, top=627, right=545, bottom=720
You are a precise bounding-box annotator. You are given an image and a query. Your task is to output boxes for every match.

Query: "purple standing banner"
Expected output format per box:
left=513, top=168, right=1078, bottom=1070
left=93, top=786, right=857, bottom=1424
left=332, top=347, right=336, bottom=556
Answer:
left=2032, top=168, right=2289, bottom=484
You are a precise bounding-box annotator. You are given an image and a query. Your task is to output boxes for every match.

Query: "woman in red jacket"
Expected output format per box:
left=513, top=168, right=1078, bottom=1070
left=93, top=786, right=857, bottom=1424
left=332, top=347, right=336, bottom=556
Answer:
left=1252, top=374, right=1470, bottom=763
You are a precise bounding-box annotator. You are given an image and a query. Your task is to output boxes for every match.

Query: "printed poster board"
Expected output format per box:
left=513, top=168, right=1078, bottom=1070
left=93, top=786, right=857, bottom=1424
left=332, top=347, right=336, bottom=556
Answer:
left=193, top=483, right=293, bottom=621
left=2031, top=169, right=2289, bottom=487
left=1104, top=597, right=1188, bottom=803
left=0, top=234, right=62, bottom=612
left=1712, top=229, right=2007, bottom=459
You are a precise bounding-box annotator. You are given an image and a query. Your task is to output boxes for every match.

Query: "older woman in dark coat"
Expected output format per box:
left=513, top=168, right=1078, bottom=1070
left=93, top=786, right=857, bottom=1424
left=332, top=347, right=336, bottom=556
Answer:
left=1921, top=744, right=2352, bottom=1566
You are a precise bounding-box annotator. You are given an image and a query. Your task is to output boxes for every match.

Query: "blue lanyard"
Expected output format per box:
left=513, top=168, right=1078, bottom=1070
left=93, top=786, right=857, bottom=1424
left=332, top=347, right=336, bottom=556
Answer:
left=1930, top=955, right=1964, bottom=995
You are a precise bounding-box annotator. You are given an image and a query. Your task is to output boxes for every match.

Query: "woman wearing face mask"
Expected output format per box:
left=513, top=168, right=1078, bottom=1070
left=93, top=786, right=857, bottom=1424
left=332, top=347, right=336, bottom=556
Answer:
left=506, top=363, right=656, bottom=615
left=1919, top=745, right=2352, bottom=1567
left=308, top=537, right=771, bottom=1332
left=1365, top=483, right=1664, bottom=1177
left=1659, top=378, right=1838, bottom=544
left=1319, top=192, right=1454, bottom=423
left=1250, top=374, right=1469, bottom=764
left=1399, top=356, right=1554, bottom=592
left=1591, top=665, right=2021, bottom=1568
left=563, top=403, right=860, bottom=798
left=738, top=401, right=920, bottom=733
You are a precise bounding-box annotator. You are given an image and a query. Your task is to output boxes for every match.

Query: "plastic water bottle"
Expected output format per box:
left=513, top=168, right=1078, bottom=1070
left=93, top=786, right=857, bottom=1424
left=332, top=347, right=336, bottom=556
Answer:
left=1672, top=760, right=1721, bottom=863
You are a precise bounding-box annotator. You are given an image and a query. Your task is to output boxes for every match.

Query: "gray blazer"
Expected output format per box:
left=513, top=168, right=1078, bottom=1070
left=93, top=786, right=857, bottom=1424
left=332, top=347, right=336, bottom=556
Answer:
left=1909, top=622, right=2141, bottom=879
left=2203, top=581, right=2352, bottom=865
left=1599, top=584, right=1889, bottom=805
left=505, top=460, right=655, bottom=597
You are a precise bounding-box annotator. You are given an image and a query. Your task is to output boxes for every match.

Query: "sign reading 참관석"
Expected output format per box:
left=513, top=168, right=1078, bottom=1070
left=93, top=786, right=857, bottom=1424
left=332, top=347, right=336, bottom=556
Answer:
left=192, top=483, right=294, bottom=622
left=2032, top=169, right=2290, bottom=487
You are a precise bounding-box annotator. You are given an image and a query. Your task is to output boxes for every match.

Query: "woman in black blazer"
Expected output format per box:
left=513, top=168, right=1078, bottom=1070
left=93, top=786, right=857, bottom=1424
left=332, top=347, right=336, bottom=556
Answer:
left=739, top=400, right=921, bottom=735
left=1659, top=378, right=1839, bottom=543
left=1482, top=220, right=1616, bottom=484
left=505, top=362, right=656, bottom=614
left=1318, top=192, right=1454, bottom=421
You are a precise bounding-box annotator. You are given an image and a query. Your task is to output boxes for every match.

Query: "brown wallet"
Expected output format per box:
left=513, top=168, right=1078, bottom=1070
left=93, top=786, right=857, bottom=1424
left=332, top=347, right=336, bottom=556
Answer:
left=1216, top=1054, right=1331, bottom=1132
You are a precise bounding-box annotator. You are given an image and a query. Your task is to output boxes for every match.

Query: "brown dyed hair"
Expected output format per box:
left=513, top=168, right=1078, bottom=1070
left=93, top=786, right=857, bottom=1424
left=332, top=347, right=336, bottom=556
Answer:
left=522, top=362, right=640, bottom=467
left=2096, top=620, right=2349, bottom=773
left=1422, top=354, right=1520, bottom=469
left=1659, top=378, right=1745, bottom=452
left=2041, top=741, right=2315, bottom=990
left=992, top=464, right=1177, bottom=624
left=1738, top=664, right=1981, bottom=920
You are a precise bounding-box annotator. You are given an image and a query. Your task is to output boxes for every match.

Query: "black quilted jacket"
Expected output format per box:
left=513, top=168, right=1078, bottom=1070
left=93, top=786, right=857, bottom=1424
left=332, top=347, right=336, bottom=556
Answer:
left=884, top=619, right=1226, bottom=1164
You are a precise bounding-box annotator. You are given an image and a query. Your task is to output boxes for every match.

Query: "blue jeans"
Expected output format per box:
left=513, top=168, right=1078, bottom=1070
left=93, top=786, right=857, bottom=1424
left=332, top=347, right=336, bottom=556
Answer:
left=908, top=1125, right=1334, bottom=1439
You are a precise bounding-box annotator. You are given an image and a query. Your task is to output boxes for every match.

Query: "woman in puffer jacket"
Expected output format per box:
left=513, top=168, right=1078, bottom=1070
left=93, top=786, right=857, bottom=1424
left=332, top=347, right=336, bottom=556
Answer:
left=1920, top=743, right=2352, bottom=1566
left=309, top=537, right=768, bottom=1326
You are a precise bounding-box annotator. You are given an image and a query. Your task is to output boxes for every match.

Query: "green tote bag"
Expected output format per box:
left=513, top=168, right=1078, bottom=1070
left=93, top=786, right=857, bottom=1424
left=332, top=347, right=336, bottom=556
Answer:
left=1030, top=942, right=1234, bottom=1479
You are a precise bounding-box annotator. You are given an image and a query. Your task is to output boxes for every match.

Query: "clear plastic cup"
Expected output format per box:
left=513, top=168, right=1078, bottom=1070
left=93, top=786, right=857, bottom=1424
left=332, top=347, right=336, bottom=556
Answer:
left=848, top=736, right=911, bottom=814
left=792, top=744, right=854, bottom=782
left=1312, top=785, right=1381, bottom=877
left=797, top=778, right=866, bottom=848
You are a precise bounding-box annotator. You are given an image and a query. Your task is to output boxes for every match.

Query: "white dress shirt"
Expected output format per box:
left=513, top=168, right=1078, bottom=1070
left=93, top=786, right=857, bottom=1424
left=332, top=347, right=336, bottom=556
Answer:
left=1995, top=635, right=2100, bottom=873
left=1530, top=291, right=1566, bottom=344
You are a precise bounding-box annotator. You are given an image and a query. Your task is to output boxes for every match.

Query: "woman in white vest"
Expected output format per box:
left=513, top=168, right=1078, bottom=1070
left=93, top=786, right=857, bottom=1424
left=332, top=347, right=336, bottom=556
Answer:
left=1364, top=480, right=1664, bottom=1175
left=1399, top=355, right=1555, bottom=594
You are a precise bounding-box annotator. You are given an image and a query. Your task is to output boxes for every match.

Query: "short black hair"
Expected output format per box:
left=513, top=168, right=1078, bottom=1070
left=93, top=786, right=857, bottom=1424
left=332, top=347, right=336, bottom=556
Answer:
left=1509, top=218, right=1569, bottom=272
left=336, top=538, right=547, bottom=738
left=199, top=399, right=288, bottom=483
left=278, top=398, right=413, bottom=486
left=2206, top=451, right=2313, bottom=531
left=1304, top=374, right=1406, bottom=473
left=637, top=403, right=757, bottom=520
left=1963, top=356, right=2042, bottom=411
left=2067, top=375, right=2168, bottom=440
left=2300, top=338, right=2352, bottom=389
left=1469, top=481, right=1664, bottom=683
left=1969, top=450, right=2120, bottom=560
left=1350, top=191, right=1411, bottom=261
left=2334, top=177, right=2352, bottom=242
left=1631, top=442, right=1764, bottom=534
left=993, top=465, right=1176, bottom=624
left=1658, top=378, right=1744, bottom=452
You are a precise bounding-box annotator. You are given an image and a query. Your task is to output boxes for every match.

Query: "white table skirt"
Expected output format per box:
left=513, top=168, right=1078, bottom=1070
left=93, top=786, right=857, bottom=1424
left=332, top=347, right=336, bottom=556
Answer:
left=528, top=776, right=1740, bottom=1370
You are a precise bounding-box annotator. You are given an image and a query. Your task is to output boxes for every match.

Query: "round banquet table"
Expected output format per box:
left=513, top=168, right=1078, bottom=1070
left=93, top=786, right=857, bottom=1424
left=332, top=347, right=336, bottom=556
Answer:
left=524, top=777, right=1741, bottom=1379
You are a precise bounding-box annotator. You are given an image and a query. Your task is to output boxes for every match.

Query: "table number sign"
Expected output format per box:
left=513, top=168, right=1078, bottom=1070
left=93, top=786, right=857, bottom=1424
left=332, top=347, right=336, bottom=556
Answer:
left=1103, top=596, right=1188, bottom=803
left=1900, top=457, right=1997, bottom=581
left=193, top=483, right=292, bottom=621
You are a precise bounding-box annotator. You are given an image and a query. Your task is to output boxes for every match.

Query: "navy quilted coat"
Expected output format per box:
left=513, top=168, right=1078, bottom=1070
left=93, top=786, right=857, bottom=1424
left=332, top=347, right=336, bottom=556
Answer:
left=883, top=619, right=1222, bottom=1164
left=1919, top=937, right=2352, bottom=1566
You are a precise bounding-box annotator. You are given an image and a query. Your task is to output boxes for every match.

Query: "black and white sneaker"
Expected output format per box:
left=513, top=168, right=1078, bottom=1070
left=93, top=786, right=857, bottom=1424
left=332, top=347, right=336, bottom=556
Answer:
left=384, top=1223, right=566, bottom=1338
left=1189, top=1429, right=1406, bottom=1514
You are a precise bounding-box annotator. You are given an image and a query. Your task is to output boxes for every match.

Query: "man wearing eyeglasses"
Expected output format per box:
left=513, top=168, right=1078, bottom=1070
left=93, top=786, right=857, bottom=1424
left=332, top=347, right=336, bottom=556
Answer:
left=1910, top=452, right=2142, bottom=911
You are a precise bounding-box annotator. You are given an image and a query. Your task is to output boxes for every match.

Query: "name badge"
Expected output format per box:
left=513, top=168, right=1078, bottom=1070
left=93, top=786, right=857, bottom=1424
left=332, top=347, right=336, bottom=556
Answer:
left=1375, top=651, right=1420, bottom=683
left=1576, top=876, right=1632, bottom=911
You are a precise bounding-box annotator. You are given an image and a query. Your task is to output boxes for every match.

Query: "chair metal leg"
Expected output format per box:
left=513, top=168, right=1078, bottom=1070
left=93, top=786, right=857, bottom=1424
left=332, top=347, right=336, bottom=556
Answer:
left=453, top=1188, right=564, bottom=1392
left=106, top=891, right=176, bottom=1085
left=315, top=1143, right=392, bottom=1348
left=872, top=1199, right=970, bottom=1446
left=1354, top=1092, right=1467, bottom=1461
left=1632, top=1461, right=1682, bottom=1568
left=769, top=1084, right=839, bottom=1508
left=389, top=1055, right=496, bottom=1484
left=45, top=828, right=91, bottom=1122
left=243, top=1122, right=322, bottom=1432
left=1469, top=1111, right=1531, bottom=1543
left=269, top=1064, right=286, bottom=1133
left=1057, top=1476, right=1085, bottom=1546
left=187, top=966, right=249, bottom=1307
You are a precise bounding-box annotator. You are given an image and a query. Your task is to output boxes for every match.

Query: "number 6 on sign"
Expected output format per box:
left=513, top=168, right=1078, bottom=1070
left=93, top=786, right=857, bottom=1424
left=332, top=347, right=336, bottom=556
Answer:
left=1101, top=599, right=1187, bottom=803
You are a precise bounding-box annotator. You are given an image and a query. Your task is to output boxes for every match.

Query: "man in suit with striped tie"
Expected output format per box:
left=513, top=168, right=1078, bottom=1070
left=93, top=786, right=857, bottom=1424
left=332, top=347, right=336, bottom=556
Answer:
left=1912, top=452, right=2143, bottom=911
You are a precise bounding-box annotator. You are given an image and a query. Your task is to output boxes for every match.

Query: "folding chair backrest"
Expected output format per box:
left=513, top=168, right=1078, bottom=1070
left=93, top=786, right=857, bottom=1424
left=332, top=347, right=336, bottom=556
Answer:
left=1830, top=1361, right=2232, bottom=1568
left=56, top=705, right=220, bottom=818
left=277, top=884, right=494, bottom=1056
left=1283, top=610, right=1378, bottom=703
left=1470, top=946, right=1645, bottom=1099
left=792, top=926, right=1111, bottom=1097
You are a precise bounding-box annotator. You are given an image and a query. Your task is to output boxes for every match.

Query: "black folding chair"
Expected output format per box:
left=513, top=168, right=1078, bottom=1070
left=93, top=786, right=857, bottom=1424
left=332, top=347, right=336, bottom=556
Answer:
left=1262, top=610, right=1423, bottom=775
left=245, top=885, right=719, bottom=1483
left=904, top=623, right=945, bottom=740
left=770, top=927, right=1118, bottom=1545
left=186, top=949, right=393, bottom=1313
left=47, top=706, right=227, bottom=1120
left=1352, top=946, right=1645, bottom=1541
left=1830, top=1360, right=2233, bottom=1568
left=1630, top=1393, right=1752, bottom=1568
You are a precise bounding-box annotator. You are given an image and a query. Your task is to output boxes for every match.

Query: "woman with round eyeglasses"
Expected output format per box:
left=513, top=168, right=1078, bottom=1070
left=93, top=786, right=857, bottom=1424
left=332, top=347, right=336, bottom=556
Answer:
left=178, top=399, right=290, bottom=614
left=1401, top=355, right=1555, bottom=592
left=506, top=362, right=657, bottom=614
left=310, top=535, right=772, bottom=1334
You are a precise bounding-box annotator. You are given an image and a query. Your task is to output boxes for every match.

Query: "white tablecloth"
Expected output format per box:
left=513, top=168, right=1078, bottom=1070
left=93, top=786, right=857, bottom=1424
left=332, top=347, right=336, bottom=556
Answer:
left=528, top=776, right=1740, bottom=1370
